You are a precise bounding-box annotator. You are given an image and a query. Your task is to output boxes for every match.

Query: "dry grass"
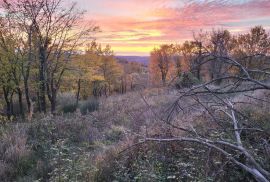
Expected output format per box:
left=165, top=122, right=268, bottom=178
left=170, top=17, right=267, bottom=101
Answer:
left=0, top=125, right=30, bottom=181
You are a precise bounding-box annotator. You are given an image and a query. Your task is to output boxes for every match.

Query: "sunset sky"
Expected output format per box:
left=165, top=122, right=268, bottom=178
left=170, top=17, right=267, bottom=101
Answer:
left=77, top=0, right=270, bottom=56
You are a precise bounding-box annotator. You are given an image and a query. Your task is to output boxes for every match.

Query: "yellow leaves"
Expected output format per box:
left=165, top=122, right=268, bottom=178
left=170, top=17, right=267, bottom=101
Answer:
left=62, top=41, right=125, bottom=97
left=149, top=44, right=177, bottom=85
left=0, top=115, right=14, bottom=123
left=92, top=75, right=105, bottom=82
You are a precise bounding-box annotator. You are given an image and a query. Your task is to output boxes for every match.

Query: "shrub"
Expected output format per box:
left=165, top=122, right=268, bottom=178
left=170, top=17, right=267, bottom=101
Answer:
left=0, top=115, right=11, bottom=124
left=105, top=126, right=125, bottom=143
left=62, top=103, right=77, bottom=114
left=79, top=97, right=99, bottom=115
left=175, top=72, right=200, bottom=89
left=95, top=142, right=210, bottom=182
left=57, top=93, right=78, bottom=113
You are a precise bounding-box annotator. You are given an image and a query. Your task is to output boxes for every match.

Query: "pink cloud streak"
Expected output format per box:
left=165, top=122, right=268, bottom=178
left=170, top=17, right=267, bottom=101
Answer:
left=81, top=0, right=270, bottom=55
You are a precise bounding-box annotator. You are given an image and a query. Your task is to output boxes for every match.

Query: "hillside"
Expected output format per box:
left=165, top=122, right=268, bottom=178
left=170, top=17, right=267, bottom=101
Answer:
left=0, top=1, right=270, bottom=181
left=116, top=56, right=149, bottom=65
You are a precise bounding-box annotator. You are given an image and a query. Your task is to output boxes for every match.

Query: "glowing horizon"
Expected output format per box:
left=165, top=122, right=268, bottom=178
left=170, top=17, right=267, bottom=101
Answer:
left=78, top=0, right=270, bottom=56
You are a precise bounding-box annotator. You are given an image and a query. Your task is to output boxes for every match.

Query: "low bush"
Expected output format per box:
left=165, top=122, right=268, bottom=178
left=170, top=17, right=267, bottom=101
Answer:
left=105, top=126, right=125, bottom=143
left=62, top=103, right=78, bottom=114
left=79, top=97, right=99, bottom=115
left=95, top=142, right=211, bottom=182
left=57, top=93, right=78, bottom=113
left=175, top=72, right=200, bottom=89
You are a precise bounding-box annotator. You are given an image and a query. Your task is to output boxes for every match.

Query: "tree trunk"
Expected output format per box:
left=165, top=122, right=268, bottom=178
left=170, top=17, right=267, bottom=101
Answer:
left=47, top=84, right=57, bottom=114
left=39, top=46, right=47, bottom=113
left=162, top=73, right=167, bottom=86
left=10, top=92, right=14, bottom=117
left=196, top=42, right=202, bottom=81
left=50, top=91, right=57, bottom=114
left=37, top=91, right=41, bottom=113
left=196, top=65, right=201, bottom=81
left=24, top=78, right=31, bottom=114
left=76, top=79, right=81, bottom=106
left=3, top=87, right=11, bottom=120
left=24, top=26, right=32, bottom=114
left=17, top=88, right=24, bottom=118
left=108, top=82, right=112, bottom=95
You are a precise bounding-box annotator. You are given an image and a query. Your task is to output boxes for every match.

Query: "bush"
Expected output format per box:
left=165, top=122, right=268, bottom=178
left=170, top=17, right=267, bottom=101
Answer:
left=57, top=93, right=78, bottom=113
left=79, top=97, right=99, bottom=115
left=62, top=103, right=78, bottom=114
left=175, top=72, right=200, bottom=89
left=105, top=126, right=125, bottom=143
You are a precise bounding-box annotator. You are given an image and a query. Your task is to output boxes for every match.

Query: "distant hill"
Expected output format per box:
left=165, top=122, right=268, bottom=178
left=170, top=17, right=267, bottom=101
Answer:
left=116, top=56, right=149, bottom=65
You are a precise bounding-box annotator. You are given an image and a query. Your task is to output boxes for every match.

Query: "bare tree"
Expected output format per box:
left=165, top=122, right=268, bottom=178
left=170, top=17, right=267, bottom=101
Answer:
left=3, top=0, right=97, bottom=113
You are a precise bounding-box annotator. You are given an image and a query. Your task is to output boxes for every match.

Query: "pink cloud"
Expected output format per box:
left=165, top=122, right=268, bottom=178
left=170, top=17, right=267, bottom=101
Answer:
left=82, top=0, right=270, bottom=55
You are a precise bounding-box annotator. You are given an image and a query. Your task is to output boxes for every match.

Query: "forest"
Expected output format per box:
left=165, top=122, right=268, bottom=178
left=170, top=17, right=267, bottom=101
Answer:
left=0, top=0, right=270, bottom=181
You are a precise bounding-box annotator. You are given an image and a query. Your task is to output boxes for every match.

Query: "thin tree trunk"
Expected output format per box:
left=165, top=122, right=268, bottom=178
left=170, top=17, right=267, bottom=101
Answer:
left=39, top=46, right=47, bottom=113
left=17, top=88, right=24, bottom=118
left=37, top=91, right=41, bottom=113
left=196, top=66, right=201, bottom=81
left=50, top=92, right=56, bottom=114
left=24, top=26, right=32, bottom=114
left=162, top=73, right=167, bottom=86
left=10, top=91, right=14, bottom=117
left=76, top=79, right=81, bottom=106
left=196, top=42, right=202, bottom=81
left=24, top=78, right=31, bottom=113
left=3, top=87, right=11, bottom=120
left=47, top=84, right=57, bottom=114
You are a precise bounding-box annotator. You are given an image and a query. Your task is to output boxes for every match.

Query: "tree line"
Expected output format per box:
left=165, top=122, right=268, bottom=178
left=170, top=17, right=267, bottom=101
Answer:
left=0, top=0, right=144, bottom=120
left=0, top=0, right=94, bottom=119
left=150, top=26, right=270, bottom=86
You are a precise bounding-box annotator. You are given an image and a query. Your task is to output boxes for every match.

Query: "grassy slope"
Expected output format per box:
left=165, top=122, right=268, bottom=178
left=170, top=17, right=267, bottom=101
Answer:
left=0, top=87, right=269, bottom=181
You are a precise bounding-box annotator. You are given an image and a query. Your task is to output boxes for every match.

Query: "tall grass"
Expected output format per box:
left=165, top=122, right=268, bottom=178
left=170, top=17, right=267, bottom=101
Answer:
left=0, top=125, right=31, bottom=181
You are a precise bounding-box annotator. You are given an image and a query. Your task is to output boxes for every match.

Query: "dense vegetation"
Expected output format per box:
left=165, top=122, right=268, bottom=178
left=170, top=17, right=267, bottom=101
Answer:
left=0, top=0, right=270, bottom=182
